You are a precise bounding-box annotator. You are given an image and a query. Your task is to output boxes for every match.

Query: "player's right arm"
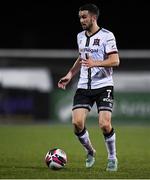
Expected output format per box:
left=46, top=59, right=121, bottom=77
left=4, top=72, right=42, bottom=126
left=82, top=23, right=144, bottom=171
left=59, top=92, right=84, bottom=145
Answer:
left=58, top=56, right=81, bottom=90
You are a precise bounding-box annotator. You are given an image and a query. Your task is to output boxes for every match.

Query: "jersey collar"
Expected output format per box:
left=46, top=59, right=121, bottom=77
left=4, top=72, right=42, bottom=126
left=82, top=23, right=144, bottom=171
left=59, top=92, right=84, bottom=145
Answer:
left=85, top=27, right=101, bottom=38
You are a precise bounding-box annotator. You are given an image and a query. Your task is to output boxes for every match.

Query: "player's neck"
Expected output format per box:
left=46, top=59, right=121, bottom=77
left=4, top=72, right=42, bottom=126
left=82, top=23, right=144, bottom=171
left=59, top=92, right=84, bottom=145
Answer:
left=86, top=24, right=100, bottom=36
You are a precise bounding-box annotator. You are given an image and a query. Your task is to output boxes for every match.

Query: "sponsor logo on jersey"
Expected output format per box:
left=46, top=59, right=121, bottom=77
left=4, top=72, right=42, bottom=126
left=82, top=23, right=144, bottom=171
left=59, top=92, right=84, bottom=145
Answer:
left=80, top=47, right=98, bottom=53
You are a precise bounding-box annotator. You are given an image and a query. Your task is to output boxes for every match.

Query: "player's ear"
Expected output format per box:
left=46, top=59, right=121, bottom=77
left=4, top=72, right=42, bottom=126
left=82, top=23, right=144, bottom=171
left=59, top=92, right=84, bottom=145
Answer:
left=92, top=15, right=97, bottom=22
left=92, top=14, right=97, bottom=21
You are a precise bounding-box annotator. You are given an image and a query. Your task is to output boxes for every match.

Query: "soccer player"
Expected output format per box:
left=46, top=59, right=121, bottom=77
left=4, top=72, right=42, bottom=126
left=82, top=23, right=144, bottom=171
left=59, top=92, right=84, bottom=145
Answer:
left=58, top=3, right=120, bottom=171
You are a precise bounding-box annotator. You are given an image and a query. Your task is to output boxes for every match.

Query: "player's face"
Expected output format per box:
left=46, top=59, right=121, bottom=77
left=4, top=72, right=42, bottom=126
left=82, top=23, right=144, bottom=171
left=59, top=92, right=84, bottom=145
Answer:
left=79, top=10, right=94, bottom=31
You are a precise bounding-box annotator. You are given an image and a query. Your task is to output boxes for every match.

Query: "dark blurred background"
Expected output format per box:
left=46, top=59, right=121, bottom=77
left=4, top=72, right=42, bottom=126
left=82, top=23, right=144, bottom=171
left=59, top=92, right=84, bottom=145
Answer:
left=0, top=0, right=149, bottom=49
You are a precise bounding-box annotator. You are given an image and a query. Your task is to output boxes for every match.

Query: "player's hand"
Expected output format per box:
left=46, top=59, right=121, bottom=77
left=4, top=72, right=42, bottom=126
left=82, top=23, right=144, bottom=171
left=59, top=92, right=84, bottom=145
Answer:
left=80, top=56, right=97, bottom=68
left=58, top=76, right=71, bottom=90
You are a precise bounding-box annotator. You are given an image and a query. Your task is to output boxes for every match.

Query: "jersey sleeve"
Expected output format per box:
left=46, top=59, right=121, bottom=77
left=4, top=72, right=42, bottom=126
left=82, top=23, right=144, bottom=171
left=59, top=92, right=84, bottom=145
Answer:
left=105, top=32, right=118, bottom=54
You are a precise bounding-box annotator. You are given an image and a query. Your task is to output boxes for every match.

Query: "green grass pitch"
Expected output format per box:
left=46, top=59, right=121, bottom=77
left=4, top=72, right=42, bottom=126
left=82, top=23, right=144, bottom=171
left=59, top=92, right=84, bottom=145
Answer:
left=0, top=124, right=150, bottom=179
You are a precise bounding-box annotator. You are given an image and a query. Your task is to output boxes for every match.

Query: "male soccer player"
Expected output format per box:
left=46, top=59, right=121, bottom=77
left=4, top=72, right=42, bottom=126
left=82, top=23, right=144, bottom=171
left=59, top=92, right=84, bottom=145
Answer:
left=58, top=3, right=120, bottom=171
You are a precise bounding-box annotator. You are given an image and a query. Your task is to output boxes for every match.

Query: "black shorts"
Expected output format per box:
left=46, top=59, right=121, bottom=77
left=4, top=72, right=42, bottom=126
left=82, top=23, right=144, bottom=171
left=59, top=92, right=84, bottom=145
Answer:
left=72, top=86, right=114, bottom=113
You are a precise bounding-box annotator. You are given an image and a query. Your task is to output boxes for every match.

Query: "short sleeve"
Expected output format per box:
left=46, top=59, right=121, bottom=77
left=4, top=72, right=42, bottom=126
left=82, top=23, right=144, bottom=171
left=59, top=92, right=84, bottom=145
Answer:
left=105, top=32, right=118, bottom=54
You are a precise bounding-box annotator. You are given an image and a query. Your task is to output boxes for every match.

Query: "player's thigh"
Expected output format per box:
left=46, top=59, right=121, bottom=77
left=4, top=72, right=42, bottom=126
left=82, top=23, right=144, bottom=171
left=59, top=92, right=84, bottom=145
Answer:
left=72, top=108, right=89, bottom=125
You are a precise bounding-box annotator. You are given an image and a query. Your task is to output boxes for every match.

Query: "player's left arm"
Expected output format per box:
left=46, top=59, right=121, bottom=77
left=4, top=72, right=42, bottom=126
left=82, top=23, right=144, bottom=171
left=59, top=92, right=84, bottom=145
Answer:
left=97, top=52, right=120, bottom=67
left=81, top=53, right=120, bottom=68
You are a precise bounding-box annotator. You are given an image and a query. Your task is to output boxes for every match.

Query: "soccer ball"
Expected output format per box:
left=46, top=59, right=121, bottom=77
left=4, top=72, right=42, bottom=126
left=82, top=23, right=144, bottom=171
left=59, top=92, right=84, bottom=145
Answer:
left=45, top=148, right=67, bottom=170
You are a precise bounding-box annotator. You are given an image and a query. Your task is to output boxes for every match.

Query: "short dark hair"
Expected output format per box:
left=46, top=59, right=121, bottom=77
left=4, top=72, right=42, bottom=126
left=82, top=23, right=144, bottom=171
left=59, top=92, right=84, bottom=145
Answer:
left=79, top=3, right=100, bottom=19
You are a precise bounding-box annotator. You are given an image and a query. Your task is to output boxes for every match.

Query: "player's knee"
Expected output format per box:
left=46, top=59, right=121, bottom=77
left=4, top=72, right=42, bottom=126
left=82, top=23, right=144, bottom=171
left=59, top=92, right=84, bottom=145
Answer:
left=72, top=119, right=84, bottom=133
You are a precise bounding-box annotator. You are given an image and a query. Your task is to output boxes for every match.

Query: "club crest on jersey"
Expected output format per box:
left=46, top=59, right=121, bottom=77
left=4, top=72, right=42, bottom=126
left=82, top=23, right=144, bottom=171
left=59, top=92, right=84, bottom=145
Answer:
left=93, top=38, right=100, bottom=46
